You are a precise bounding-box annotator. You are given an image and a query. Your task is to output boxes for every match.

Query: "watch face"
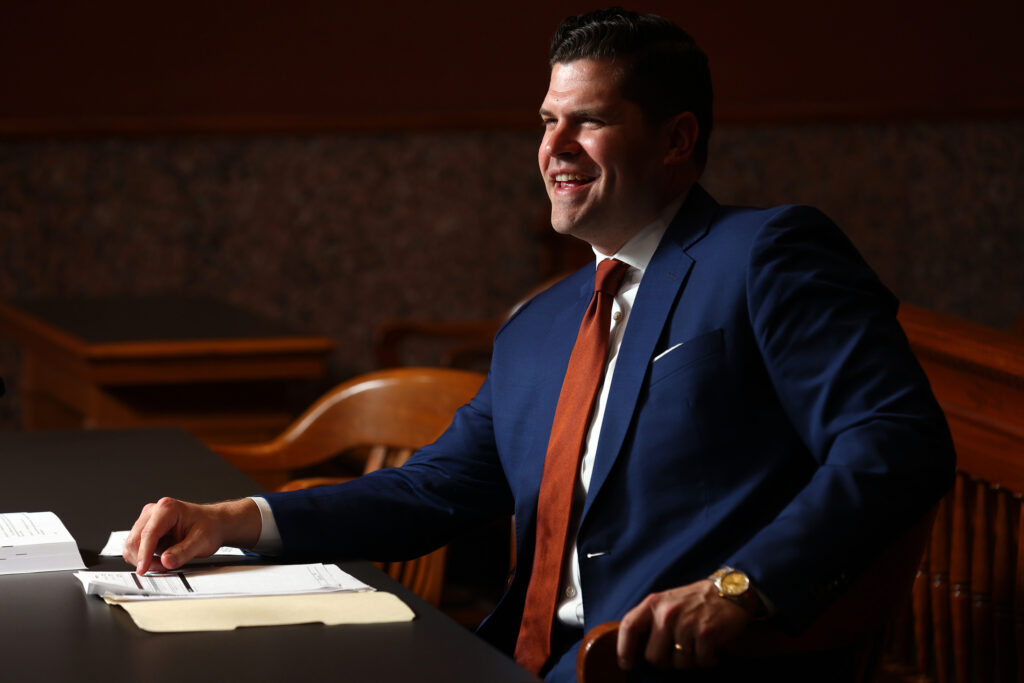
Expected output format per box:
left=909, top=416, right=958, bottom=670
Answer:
left=721, top=571, right=749, bottom=596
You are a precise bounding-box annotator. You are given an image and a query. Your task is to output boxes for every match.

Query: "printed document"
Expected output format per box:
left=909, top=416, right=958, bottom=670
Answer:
left=75, top=563, right=372, bottom=601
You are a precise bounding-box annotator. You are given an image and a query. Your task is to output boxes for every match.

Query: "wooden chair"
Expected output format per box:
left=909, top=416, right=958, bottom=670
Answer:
left=374, top=274, right=572, bottom=369
left=877, top=305, right=1024, bottom=683
left=879, top=472, right=1024, bottom=683
left=209, top=366, right=486, bottom=606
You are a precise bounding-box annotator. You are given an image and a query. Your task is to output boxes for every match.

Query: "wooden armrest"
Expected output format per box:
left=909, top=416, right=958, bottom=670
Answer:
left=578, top=620, right=623, bottom=683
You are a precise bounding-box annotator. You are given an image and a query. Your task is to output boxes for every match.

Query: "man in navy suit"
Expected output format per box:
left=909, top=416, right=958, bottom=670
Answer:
left=125, top=8, right=955, bottom=681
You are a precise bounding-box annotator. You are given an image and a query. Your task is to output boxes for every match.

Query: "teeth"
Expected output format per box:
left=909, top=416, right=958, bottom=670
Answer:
left=555, top=173, right=591, bottom=182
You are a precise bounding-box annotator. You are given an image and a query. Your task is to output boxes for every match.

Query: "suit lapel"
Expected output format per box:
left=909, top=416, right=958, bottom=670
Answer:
left=581, top=185, right=718, bottom=521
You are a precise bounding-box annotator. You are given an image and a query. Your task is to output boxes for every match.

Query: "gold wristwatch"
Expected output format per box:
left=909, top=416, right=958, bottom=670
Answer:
left=709, top=566, right=761, bottom=617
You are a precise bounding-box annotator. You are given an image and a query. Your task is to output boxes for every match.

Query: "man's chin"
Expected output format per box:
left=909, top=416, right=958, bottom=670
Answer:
left=550, top=211, right=588, bottom=236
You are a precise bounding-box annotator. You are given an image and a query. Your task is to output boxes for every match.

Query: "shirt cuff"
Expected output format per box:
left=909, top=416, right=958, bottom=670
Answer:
left=248, top=496, right=282, bottom=555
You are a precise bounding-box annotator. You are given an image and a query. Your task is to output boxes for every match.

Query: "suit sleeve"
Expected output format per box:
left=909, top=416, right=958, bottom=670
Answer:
left=262, top=373, right=514, bottom=561
left=725, top=206, right=955, bottom=631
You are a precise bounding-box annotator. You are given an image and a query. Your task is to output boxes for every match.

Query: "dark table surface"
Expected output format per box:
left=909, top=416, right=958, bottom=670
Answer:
left=0, top=428, right=539, bottom=683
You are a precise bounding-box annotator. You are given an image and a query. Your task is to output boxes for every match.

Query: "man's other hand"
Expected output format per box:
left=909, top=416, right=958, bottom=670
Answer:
left=123, top=497, right=261, bottom=573
left=616, top=580, right=752, bottom=671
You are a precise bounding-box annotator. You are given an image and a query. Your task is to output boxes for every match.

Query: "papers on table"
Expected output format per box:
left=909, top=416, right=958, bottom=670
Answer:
left=0, top=512, right=86, bottom=575
left=74, top=563, right=372, bottom=601
left=99, top=530, right=247, bottom=559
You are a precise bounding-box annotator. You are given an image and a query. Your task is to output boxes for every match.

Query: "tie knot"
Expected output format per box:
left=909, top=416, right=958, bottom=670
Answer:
left=594, top=258, right=628, bottom=296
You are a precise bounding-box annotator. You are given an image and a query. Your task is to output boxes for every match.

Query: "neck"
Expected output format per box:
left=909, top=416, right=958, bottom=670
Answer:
left=589, top=184, right=693, bottom=257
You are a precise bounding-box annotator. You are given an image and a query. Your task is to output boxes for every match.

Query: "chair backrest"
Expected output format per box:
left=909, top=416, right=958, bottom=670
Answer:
left=881, top=305, right=1024, bottom=682
left=883, top=471, right=1024, bottom=683
left=210, top=367, right=486, bottom=606
left=373, top=274, right=571, bottom=369
left=213, top=367, right=485, bottom=490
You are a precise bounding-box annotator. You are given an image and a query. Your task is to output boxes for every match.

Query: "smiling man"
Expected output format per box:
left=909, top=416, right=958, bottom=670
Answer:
left=124, top=8, right=955, bottom=682
left=538, top=58, right=693, bottom=255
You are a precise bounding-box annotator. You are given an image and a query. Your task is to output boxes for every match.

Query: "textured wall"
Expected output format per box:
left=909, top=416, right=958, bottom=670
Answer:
left=1, top=121, right=1022, bottom=429
left=705, top=121, right=1024, bottom=326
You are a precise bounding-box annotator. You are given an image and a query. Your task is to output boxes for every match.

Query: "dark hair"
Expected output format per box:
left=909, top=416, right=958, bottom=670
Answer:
left=549, top=7, right=713, bottom=170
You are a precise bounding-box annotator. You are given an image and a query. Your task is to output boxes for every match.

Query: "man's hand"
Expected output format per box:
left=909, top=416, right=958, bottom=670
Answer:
left=123, top=497, right=262, bottom=573
left=617, top=579, right=752, bottom=671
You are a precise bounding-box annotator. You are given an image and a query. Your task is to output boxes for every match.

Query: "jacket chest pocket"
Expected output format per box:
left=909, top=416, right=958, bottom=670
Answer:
left=648, top=328, right=724, bottom=388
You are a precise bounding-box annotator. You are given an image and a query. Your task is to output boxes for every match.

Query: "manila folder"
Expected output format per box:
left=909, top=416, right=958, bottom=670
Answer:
left=106, top=591, right=414, bottom=632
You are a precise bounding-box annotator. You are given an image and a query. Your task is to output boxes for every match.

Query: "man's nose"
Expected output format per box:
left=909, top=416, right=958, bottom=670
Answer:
left=544, top=124, right=581, bottom=157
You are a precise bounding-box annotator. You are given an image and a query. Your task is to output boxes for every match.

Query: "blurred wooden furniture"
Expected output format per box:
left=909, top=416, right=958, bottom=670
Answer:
left=879, top=306, right=1024, bottom=683
left=0, top=295, right=333, bottom=444
left=210, top=366, right=486, bottom=606
left=374, top=274, right=570, bottom=369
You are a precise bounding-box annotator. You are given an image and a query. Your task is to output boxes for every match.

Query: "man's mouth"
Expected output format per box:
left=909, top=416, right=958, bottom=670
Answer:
left=553, top=173, right=596, bottom=189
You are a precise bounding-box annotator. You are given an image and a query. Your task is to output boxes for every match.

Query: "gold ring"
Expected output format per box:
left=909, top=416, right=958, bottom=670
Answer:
left=674, top=643, right=689, bottom=653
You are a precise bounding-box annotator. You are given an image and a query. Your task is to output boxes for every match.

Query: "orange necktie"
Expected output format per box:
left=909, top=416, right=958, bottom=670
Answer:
left=515, top=258, right=629, bottom=673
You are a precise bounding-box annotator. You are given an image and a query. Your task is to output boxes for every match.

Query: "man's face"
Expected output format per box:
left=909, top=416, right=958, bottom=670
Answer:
left=538, top=59, right=673, bottom=254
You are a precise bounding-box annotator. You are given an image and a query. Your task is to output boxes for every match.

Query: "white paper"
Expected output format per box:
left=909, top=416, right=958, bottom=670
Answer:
left=0, top=512, right=86, bottom=574
left=75, top=563, right=373, bottom=601
left=99, top=530, right=246, bottom=558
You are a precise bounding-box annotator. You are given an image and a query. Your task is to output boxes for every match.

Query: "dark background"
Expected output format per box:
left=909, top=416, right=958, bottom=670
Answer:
left=1, top=0, right=1021, bottom=428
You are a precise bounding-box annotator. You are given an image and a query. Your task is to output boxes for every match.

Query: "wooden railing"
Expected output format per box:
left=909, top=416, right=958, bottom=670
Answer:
left=882, top=305, right=1024, bottom=682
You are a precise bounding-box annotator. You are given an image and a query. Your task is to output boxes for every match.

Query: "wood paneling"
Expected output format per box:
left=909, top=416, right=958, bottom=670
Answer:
left=2, top=1, right=1022, bottom=136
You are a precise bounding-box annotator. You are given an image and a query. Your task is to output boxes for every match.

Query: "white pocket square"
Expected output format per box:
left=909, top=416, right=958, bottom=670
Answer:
left=653, top=342, right=684, bottom=362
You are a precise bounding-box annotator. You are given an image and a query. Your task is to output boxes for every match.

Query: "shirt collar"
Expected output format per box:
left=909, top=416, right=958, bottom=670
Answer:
left=592, top=192, right=687, bottom=275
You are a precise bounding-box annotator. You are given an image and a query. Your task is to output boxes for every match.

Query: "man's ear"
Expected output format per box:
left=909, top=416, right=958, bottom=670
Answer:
left=663, top=112, right=698, bottom=165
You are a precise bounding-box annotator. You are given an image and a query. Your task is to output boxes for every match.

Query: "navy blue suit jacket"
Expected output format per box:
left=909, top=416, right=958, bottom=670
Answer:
left=265, top=185, right=954, bottom=677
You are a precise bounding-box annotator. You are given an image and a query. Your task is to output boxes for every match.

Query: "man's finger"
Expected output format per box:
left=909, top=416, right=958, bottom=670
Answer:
left=135, top=498, right=182, bottom=573
left=643, top=602, right=677, bottom=669
left=617, top=598, right=654, bottom=670
left=693, top=636, right=718, bottom=669
left=158, top=523, right=218, bottom=570
left=122, top=504, right=152, bottom=567
left=671, top=640, right=695, bottom=669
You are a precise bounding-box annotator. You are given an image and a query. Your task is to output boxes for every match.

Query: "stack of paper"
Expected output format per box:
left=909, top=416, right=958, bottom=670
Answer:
left=0, top=512, right=86, bottom=575
left=74, top=563, right=372, bottom=600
